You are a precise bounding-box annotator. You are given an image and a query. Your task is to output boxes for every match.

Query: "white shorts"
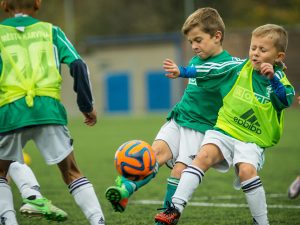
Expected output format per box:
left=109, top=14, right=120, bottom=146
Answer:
left=155, top=119, right=205, bottom=167
left=201, top=130, right=265, bottom=173
left=0, top=125, right=73, bottom=165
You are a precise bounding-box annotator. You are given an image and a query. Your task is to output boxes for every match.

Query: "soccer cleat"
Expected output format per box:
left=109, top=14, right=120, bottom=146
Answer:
left=20, top=197, right=68, bottom=222
left=288, top=176, right=300, bottom=199
left=154, top=202, right=181, bottom=225
left=105, top=176, right=130, bottom=212
left=110, top=198, right=128, bottom=213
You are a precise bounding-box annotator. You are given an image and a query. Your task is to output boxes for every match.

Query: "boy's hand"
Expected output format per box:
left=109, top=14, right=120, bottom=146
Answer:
left=297, top=96, right=300, bottom=105
left=163, top=58, right=180, bottom=79
left=82, top=108, right=97, bottom=126
left=260, top=63, right=274, bottom=79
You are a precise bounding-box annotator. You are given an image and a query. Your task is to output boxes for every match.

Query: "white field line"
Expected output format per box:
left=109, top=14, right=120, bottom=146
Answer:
left=192, top=193, right=286, bottom=201
left=131, top=194, right=300, bottom=209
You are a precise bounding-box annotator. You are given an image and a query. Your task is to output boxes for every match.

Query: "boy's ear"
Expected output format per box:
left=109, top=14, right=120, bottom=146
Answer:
left=1, top=1, right=9, bottom=12
left=214, top=31, right=222, bottom=43
left=275, top=52, right=285, bottom=64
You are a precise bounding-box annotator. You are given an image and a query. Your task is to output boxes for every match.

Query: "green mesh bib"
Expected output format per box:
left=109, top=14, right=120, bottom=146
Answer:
left=216, top=60, right=287, bottom=147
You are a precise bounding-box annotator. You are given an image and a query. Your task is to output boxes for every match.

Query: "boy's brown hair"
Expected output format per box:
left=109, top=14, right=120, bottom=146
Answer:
left=182, top=7, right=225, bottom=43
left=1, top=0, right=40, bottom=12
left=252, top=24, right=288, bottom=52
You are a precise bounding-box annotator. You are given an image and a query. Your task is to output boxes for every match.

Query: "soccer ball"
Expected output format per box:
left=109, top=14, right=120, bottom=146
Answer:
left=114, top=140, right=156, bottom=181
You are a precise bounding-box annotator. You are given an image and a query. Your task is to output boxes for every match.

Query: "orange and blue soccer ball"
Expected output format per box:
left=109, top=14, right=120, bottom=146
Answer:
left=114, top=140, right=156, bottom=181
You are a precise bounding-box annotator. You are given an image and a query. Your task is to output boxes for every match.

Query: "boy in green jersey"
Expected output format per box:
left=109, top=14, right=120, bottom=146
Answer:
left=155, top=24, right=294, bottom=225
left=0, top=1, right=105, bottom=225
left=105, top=7, right=244, bottom=217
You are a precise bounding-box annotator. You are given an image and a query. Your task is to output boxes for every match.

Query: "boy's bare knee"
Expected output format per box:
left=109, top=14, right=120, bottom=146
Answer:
left=152, top=140, right=172, bottom=166
left=193, top=151, right=212, bottom=170
left=238, top=164, right=257, bottom=181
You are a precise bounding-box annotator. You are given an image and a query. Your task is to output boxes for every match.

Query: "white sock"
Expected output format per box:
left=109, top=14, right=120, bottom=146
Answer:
left=0, top=178, right=18, bottom=225
left=172, top=165, right=204, bottom=213
left=69, top=177, right=105, bottom=225
left=8, top=162, right=42, bottom=199
left=242, top=176, right=269, bottom=225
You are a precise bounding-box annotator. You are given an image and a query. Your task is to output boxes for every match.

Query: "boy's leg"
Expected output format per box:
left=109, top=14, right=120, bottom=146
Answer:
left=8, top=161, right=41, bottom=198
left=235, top=142, right=268, bottom=225
left=105, top=139, right=171, bottom=212
left=288, top=176, right=300, bottom=199
left=32, top=125, right=104, bottom=224
left=242, top=176, right=268, bottom=225
left=0, top=160, right=18, bottom=225
left=162, top=177, right=180, bottom=208
left=155, top=164, right=184, bottom=224
left=155, top=144, right=224, bottom=224
left=159, top=128, right=203, bottom=210
left=105, top=165, right=158, bottom=212
left=155, top=163, right=184, bottom=224
left=8, top=161, right=68, bottom=222
left=58, top=153, right=105, bottom=225
left=155, top=165, right=205, bottom=225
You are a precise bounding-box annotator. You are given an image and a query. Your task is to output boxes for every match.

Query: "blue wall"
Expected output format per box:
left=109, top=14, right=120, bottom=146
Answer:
left=146, top=71, right=171, bottom=111
left=104, top=71, right=171, bottom=113
left=105, top=72, right=130, bottom=112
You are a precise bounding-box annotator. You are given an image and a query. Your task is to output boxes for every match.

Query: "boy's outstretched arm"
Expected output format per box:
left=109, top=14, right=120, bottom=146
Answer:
left=163, top=58, right=197, bottom=79
left=70, top=59, right=97, bottom=126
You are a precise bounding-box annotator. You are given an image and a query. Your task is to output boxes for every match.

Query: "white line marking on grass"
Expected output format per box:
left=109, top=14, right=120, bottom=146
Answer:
left=132, top=200, right=300, bottom=209
left=192, top=193, right=286, bottom=201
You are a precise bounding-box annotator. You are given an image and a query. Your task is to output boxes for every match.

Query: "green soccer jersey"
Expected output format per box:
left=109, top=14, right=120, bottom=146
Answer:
left=167, top=50, right=243, bottom=133
left=0, top=16, right=81, bottom=133
left=192, top=59, right=295, bottom=145
left=195, top=60, right=295, bottom=110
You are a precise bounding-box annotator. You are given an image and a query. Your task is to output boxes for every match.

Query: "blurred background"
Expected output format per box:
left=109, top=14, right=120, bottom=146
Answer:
left=1, top=0, right=299, bottom=116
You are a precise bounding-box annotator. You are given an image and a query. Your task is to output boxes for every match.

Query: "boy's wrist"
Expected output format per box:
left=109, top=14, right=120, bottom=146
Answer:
left=178, top=66, right=197, bottom=78
left=178, top=66, right=186, bottom=78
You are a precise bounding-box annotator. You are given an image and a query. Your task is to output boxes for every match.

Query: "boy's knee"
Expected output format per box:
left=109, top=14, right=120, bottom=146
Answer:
left=194, top=151, right=214, bottom=170
left=238, top=163, right=257, bottom=181
left=152, top=140, right=172, bottom=166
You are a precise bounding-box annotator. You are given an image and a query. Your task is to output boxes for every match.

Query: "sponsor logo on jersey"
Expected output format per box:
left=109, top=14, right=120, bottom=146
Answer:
left=233, top=109, right=262, bottom=134
left=188, top=78, right=197, bottom=85
left=234, top=86, right=270, bottom=104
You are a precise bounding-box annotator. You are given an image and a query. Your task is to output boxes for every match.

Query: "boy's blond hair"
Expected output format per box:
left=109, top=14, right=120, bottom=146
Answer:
left=252, top=24, right=288, bottom=52
left=182, top=7, right=225, bottom=43
left=1, top=0, right=38, bottom=12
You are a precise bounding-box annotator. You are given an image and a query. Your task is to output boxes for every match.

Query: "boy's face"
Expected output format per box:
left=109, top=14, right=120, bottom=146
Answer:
left=249, top=35, right=285, bottom=71
left=187, top=26, right=222, bottom=60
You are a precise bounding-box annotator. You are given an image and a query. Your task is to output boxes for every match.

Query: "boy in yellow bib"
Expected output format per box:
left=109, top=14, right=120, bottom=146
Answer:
left=155, top=24, right=294, bottom=225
